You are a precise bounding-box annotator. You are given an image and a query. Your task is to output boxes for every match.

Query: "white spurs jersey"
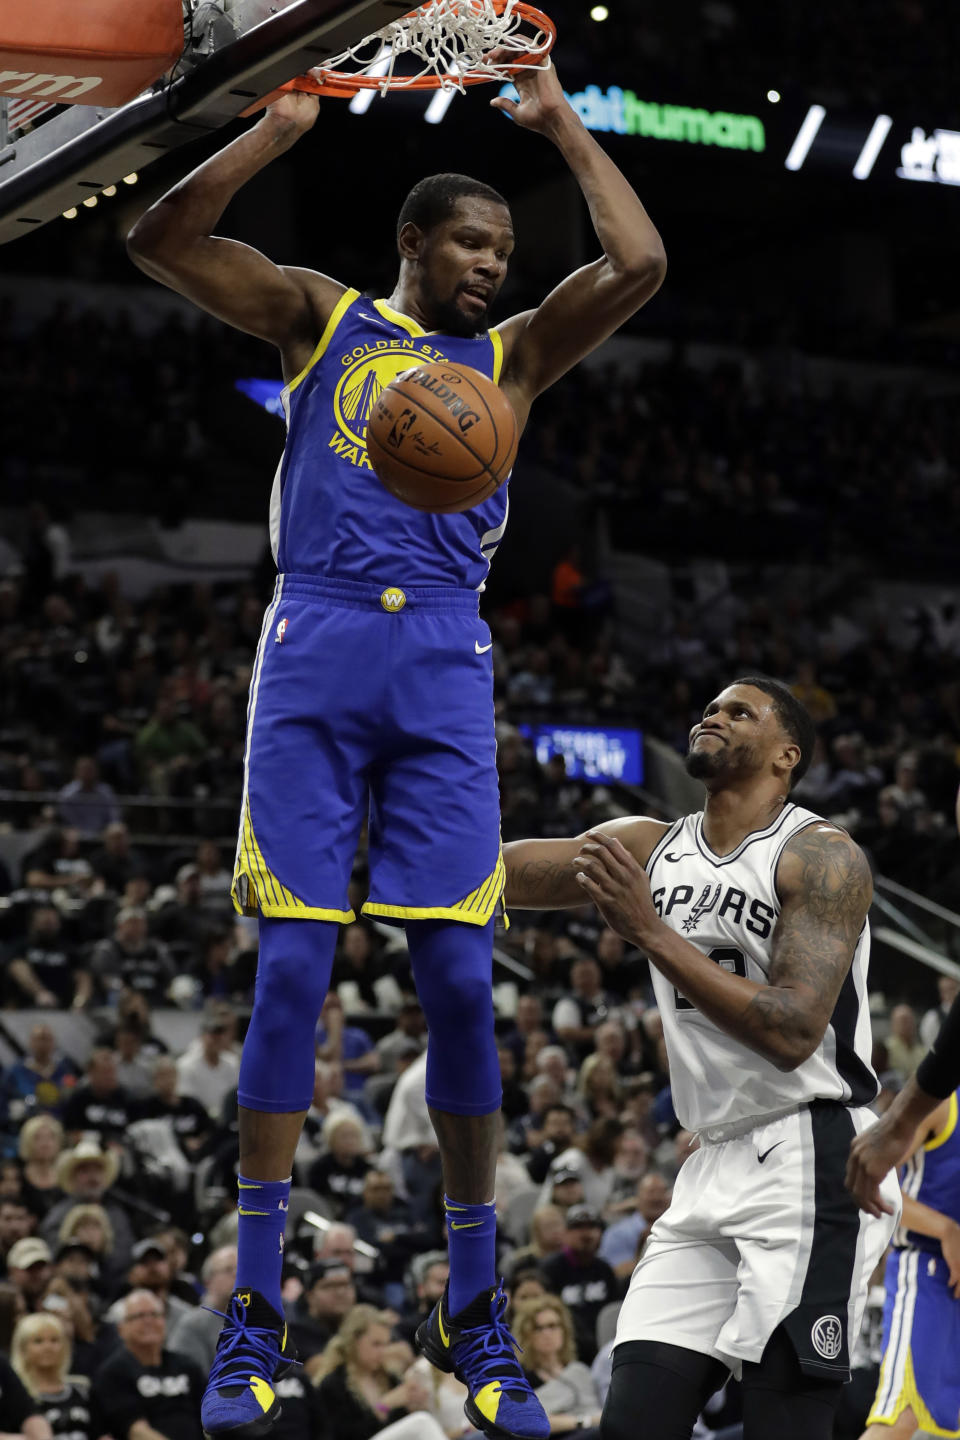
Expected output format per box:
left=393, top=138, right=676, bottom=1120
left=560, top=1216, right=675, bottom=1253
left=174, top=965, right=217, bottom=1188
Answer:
left=646, top=803, right=878, bottom=1134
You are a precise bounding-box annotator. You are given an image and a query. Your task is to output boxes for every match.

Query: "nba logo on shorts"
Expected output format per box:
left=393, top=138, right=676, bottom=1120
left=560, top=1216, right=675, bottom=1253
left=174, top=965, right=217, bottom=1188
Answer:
left=275, top=617, right=288, bottom=644
left=811, top=1314, right=842, bottom=1360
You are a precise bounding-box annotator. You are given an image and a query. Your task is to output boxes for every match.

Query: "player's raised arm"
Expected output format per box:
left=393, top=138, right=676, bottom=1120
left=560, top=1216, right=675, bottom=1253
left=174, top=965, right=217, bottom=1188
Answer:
left=492, top=60, right=666, bottom=425
left=575, top=823, right=872, bottom=1073
left=503, top=817, right=668, bottom=909
left=126, top=93, right=344, bottom=378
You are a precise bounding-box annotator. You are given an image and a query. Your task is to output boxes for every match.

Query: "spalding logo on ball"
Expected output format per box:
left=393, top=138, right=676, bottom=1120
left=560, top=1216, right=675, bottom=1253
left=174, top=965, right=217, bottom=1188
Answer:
left=367, top=361, right=519, bottom=514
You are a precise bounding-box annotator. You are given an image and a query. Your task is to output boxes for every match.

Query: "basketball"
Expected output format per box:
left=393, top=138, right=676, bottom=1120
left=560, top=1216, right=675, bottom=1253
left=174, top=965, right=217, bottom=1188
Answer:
left=366, top=361, right=519, bottom=514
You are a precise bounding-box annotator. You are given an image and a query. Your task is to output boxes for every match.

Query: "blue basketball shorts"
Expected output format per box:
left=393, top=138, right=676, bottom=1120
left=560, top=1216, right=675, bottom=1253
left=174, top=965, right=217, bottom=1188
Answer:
left=231, top=573, right=504, bottom=927
left=867, top=1246, right=960, bottom=1436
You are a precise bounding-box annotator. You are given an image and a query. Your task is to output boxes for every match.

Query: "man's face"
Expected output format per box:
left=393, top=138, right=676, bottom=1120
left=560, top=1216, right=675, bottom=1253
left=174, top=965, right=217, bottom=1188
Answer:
left=566, top=1222, right=602, bottom=1259
left=0, top=1205, right=33, bottom=1245
left=409, top=197, right=514, bottom=338
left=89, top=1055, right=118, bottom=1093
left=363, top=1174, right=394, bottom=1212
left=11, top=1260, right=52, bottom=1299
left=30, top=909, right=60, bottom=940
left=29, top=1026, right=55, bottom=1065
left=70, top=1162, right=107, bottom=1200
left=421, top=1262, right=449, bottom=1305
left=543, top=1109, right=574, bottom=1146
left=686, top=684, right=794, bottom=786
left=636, top=1173, right=671, bottom=1222
left=117, top=915, right=147, bottom=950
left=516, top=996, right=542, bottom=1030
left=307, top=1273, right=356, bottom=1319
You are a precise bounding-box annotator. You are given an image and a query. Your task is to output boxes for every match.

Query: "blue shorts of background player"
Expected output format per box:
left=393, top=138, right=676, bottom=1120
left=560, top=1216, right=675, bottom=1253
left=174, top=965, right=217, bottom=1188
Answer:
left=866, top=1246, right=960, bottom=1437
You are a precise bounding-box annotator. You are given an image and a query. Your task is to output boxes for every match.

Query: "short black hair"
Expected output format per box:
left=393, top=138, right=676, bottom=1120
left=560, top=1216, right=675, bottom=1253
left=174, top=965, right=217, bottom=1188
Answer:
left=396, top=173, right=510, bottom=243
left=732, top=676, right=816, bottom=787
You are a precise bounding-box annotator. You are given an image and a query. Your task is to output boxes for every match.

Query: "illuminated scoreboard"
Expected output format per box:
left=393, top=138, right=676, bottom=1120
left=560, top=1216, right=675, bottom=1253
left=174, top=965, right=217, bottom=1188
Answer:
left=518, top=724, right=644, bottom=786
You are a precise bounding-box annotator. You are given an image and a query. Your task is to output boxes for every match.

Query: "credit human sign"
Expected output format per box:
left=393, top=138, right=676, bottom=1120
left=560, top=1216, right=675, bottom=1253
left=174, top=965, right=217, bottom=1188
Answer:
left=536, top=83, right=766, bottom=152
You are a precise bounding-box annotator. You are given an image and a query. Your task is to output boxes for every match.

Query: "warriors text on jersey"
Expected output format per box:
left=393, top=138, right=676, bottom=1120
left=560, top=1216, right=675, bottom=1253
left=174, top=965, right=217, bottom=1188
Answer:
left=269, top=290, right=510, bottom=589
left=646, top=803, right=878, bottom=1133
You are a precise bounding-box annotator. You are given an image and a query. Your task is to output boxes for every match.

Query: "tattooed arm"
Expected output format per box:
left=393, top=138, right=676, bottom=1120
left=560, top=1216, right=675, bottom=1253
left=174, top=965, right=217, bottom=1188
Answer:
left=573, top=824, right=871, bottom=1071
left=503, top=817, right=668, bottom=908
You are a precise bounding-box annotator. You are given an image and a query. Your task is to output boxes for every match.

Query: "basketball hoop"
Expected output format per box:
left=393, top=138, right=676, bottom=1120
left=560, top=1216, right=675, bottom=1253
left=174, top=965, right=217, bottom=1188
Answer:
left=244, top=0, right=556, bottom=109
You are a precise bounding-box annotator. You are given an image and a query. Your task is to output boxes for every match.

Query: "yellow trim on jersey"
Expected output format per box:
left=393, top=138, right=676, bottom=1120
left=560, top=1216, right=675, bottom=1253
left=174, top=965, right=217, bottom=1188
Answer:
left=925, top=1091, right=958, bottom=1151
left=362, top=853, right=506, bottom=927
left=490, top=327, right=504, bottom=383
left=373, top=297, right=426, bottom=337
left=231, top=800, right=355, bottom=924
left=867, top=1348, right=960, bottom=1437
left=286, top=287, right=360, bottom=393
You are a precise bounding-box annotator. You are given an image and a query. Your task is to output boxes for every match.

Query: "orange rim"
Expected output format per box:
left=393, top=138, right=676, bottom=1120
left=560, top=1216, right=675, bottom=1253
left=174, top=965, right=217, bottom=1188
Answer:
left=281, top=0, right=555, bottom=98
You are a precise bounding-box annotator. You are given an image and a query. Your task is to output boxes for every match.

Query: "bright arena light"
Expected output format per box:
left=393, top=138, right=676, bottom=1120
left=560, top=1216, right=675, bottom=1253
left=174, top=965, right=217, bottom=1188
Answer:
left=82, top=196, right=98, bottom=208
left=767, top=89, right=781, bottom=103
left=62, top=207, right=78, bottom=220
left=123, top=173, right=139, bottom=185
left=590, top=5, right=609, bottom=20
left=103, top=184, right=117, bottom=197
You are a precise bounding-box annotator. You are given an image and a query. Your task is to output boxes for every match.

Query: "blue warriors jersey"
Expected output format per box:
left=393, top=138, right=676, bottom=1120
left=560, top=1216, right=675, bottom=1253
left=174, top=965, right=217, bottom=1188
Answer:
left=269, top=290, right=510, bottom=589
left=896, top=1089, right=960, bottom=1255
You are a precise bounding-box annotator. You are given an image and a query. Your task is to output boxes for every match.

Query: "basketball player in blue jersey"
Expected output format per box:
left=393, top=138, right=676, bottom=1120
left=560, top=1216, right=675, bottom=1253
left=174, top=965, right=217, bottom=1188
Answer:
left=500, top=678, right=900, bottom=1440
left=127, top=53, right=666, bottom=1440
left=859, top=1085, right=960, bottom=1439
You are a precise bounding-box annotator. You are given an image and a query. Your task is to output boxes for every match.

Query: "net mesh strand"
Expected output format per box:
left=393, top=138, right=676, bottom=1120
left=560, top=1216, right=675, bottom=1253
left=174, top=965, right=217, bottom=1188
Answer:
left=316, top=0, right=553, bottom=92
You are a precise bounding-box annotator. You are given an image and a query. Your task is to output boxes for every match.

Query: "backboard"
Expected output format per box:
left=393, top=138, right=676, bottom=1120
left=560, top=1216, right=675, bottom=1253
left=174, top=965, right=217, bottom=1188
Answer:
left=0, top=0, right=405, bottom=244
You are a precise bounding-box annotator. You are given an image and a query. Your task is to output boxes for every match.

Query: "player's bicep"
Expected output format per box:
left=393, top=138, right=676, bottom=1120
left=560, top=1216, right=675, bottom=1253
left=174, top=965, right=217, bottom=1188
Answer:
left=500, top=257, right=663, bottom=412
left=128, top=226, right=335, bottom=352
left=768, top=826, right=873, bottom=1030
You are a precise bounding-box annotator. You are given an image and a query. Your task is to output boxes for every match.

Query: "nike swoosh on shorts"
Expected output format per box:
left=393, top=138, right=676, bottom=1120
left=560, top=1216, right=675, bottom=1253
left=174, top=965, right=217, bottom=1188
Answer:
left=475, top=641, right=493, bottom=654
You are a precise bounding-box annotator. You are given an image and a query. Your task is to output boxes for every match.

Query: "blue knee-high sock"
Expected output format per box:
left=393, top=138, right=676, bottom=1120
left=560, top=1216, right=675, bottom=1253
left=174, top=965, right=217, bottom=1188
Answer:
left=445, top=1194, right=498, bottom=1314
left=236, top=1175, right=291, bottom=1312
left=407, top=918, right=502, bottom=1313
left=235, top=916, right=337, bottom=1310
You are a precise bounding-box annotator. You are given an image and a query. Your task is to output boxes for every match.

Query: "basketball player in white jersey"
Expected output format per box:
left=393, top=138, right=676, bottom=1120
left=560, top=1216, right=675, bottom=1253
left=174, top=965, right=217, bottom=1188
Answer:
left=502, top=677, right=901, bottom=1440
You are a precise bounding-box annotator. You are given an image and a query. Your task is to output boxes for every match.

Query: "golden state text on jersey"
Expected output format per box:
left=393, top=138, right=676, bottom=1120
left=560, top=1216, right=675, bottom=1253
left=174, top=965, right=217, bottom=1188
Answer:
left=269, top=291, right=510, bottom=589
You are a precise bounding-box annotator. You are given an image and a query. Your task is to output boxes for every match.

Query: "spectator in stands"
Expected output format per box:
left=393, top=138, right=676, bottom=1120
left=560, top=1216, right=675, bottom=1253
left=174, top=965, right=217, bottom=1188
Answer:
left=175, top=1014, right=240, bottom=1118
left=605, top=1128, right=650, bottom=1214
left=51, top=1239, right=103, bottom=1302
left=498, top=1045, right=532, bottom=1123
left=598, top=1171, right=673, bottom=1280
left=10, top=1311, right=93, bottom=1440
left=151, top=864, right=220, bottom=960
left=513, top=1293, right=603, bottom=1438
left=56, top=757, right=119, bottom=838
left=316, top=994, right=380, bottom=1113
left=134, top=1056, right=215, bottom=1160
left=21, top=829, right=94, bottom=897
left=0, top=1201, right=38, bottom=1273
left=884, top=1003, right=927, bottom=1082
left=167, top=1246, right=236, bottom=1376
left=374, top=1000, right=427, bottom=1076
left=285, top=1259, right=357, bottom=1378
left=54, top=1207, right=116, bottom=1289
left=526, top=1105, right=579, bottom=1186
left=307, top=1115, right=374, bottom=1217
left=18, top=1118, right=66, bottom=1220
left=0, top=1346, right=52, bottom=1439
left=6, top=1239, right=53, bottom=1314
left=89, top=908, right=174, bottom=1008
left=88, top=821, right=148, bottom=896
left=552, top=959, right=616, bottom=1061
left=3, top=906, right=92, bottom=1011
left=110, top=1238, right=194, bottom=1332
left=540, top=1205, right=619, bottom=1363
left=345, top=1172, right=424, bottom=1308
left=90, top=1288, right=205, bottom=1440
left=395, top=1252, right=449, bottom=1348
left=134, top=694, right=207, bottom=797
left=501, top=994, right=549, bottom=1072
left=313, top=1304, right=448, bottom=1440
left=920, top=975, right=960, bottom=1048
left=60, top=1050, right=132, bottom=1145
left=192, top=841, right=231, bottom=900
left=576, top=1055, right=623, bottom=1122
left=545, top=1118, right=622, bottom=1212
left=1, top=1024, right=77, bottom=1131
left=42, top=1144, right=134, bottom=1267
left=545, top=1169, right=586, bottom=1217
left=509, top=1076, right=563, bottom=1156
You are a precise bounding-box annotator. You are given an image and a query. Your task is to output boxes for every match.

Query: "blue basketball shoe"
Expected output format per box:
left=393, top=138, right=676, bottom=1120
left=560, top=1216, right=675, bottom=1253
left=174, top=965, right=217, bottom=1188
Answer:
left=201, top=1289, right=296, bottom=1439
left=416, top=1283, right=550, bottom=1439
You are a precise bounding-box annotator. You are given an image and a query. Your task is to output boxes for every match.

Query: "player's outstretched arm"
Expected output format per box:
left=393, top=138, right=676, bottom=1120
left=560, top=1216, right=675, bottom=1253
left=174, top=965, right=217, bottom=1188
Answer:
left=493, top=60, right=666, bottom=424
left=503, top=817, right=668, bottom=909
left=847, top=989, right=960, bottom=1215
left=127, top=92, right=344, bottom=377
left=573, top=824, right=870, bottom=1072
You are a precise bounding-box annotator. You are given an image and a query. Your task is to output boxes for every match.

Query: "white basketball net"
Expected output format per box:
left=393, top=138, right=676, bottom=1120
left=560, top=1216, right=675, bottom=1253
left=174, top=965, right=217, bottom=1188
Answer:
left=316, top=0, right=554, bottom=93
